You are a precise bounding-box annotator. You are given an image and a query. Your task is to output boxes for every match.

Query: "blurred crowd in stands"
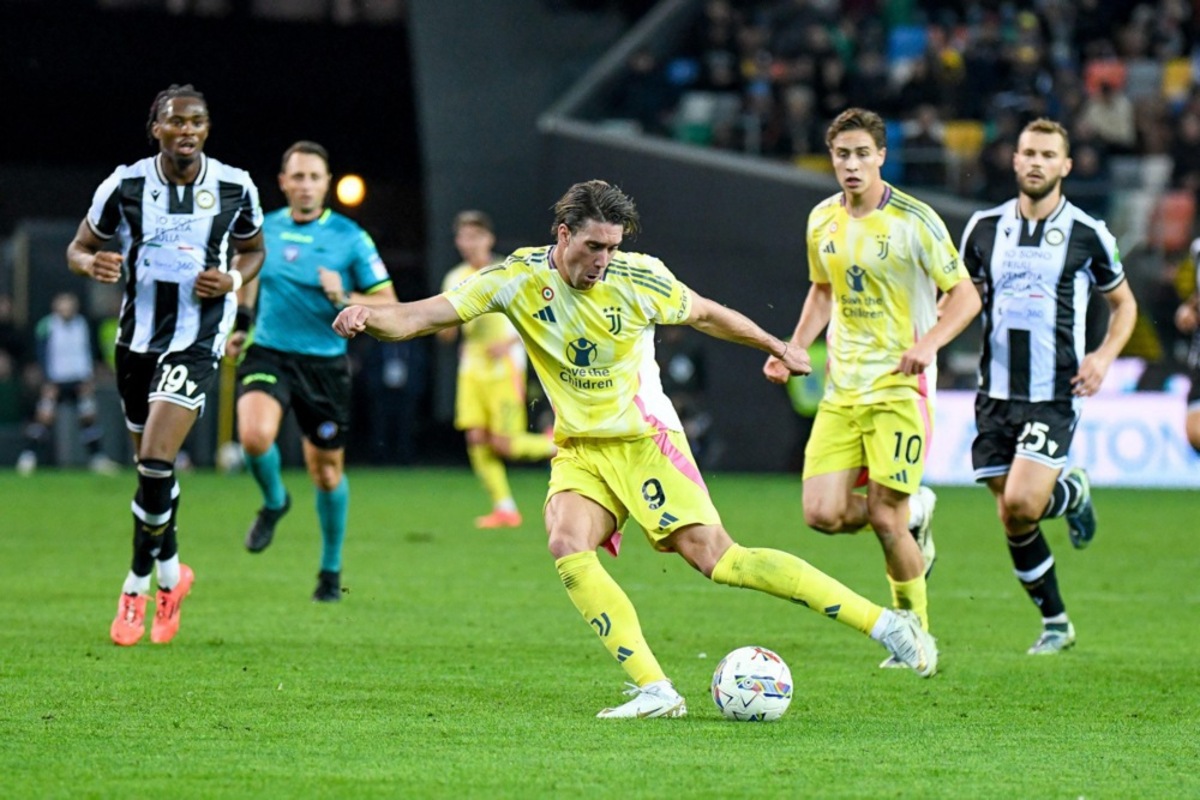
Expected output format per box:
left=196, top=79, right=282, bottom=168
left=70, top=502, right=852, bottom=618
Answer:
left=607, top=0, right=1200, bottom=381
left=612, top=0, right=1199, bottom=205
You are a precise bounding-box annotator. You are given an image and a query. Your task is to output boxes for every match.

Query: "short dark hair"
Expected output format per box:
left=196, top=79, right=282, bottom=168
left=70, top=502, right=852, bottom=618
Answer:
left=146, top=84, right=206, bottom=143
left=825, top=107, right=887, bottom=150
left=550, top=180, right=640, bottom=238
left=280, top=140, right=330, bottom=172
left=453, top=209, right=493, bottom=234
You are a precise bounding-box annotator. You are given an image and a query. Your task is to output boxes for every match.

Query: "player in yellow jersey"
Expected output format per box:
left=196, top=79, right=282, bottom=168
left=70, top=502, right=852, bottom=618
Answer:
left=438, top=210, right=555, bottom=528
left=335, top=180, right=939, bottom=719
left=764, top=108, right=981, bottom=664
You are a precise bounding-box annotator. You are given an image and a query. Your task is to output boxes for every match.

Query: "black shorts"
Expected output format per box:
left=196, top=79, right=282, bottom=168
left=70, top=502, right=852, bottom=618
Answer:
left=972, top=395, right=1080, bottom=481
left=45, top=381, right=92, bottom=404
left=38, top=381, right=97, bottom=417
left=116, top=344, right=220, bottom=432
left=1188, top=363, right=1200, bottom=409
left=237, top=345, right=350, bottom=449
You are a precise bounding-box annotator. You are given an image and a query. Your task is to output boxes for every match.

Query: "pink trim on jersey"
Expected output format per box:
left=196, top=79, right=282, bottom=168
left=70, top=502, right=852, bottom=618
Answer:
left=633, top=395, right=709, bottom=492
left=918, top=388, right=933, bottom=463
left=877, top=184, right=893, bottom=209
left=914, top=326, right=933, bottom=459
left=602, top=531, right=623, bottom=558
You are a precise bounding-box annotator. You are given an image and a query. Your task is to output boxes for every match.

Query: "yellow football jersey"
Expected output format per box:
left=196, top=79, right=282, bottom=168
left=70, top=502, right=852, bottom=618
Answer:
left=443, top=246, right=692, bottom=440
left=807, top=184, right=968, bottom=405
left=442, top=262, right=522, bottom=378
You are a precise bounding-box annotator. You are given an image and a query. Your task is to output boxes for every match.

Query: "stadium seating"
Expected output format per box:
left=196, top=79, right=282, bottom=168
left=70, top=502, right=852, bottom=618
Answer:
left=1149, top=190, right=1196, bottom=252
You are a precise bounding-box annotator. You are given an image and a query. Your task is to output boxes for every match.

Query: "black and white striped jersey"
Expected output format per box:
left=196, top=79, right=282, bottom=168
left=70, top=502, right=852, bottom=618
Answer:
left=960, top=196, right=1125, bottom=402
left=85, top=153, right=263, bottom=356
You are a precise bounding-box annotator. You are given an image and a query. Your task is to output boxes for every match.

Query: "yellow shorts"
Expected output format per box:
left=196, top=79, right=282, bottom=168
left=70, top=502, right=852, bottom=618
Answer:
left=546, top=430, right=721, bottom=551
left=802, top=397, right=932, bottom=494
left=454, top=365, right=528, bottom=435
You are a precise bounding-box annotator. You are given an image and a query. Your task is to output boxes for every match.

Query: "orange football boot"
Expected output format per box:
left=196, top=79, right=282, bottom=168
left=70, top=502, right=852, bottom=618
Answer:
left=150, top=564, right=195, bottom=644
left=474, top=509, right=523, bottom=529
left=111, top=593, right=148, bottom=646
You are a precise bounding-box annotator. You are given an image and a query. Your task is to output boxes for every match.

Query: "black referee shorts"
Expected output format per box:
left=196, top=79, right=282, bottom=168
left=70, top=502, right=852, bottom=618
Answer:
left=237, top=345, right=351, bottom=450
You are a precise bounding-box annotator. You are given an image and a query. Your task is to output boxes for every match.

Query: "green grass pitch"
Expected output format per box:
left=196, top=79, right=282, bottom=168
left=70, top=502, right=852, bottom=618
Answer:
left=2, top=467, right=1197, bottom=798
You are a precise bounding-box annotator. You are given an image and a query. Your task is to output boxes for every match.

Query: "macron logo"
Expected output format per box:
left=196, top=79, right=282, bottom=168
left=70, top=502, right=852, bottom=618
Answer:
left=533, top=306, right=557, bottom=323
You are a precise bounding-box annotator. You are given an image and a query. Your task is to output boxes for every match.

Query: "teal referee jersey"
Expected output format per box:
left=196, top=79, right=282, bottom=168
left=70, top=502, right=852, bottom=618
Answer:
left=255, top=208, right=392, bottom=357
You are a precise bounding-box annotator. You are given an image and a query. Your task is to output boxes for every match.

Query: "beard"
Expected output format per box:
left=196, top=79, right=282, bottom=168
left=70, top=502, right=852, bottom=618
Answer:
left=1018, top=173, right=1061, bottom=202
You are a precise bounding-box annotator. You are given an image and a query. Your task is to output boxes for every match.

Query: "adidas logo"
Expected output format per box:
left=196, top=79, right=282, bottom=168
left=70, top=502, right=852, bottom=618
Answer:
left=533, top=306, right=556, bottom=323
left=822, top=240, right=836, bottom=254
left=658, top=511, right=678, bottom=529
left=888, top=469, right=909, bottom=484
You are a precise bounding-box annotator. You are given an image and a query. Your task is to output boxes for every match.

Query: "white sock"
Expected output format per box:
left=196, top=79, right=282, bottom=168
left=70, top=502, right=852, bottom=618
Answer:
left=156, top=555, right=181, bottom=591
left=496, top=497, right=518, bottom=512
left=907, top=493, right=927, bottom=530
left=869, top=608, right=895, bottom=641
left=122, top=571, right=152, bottom=595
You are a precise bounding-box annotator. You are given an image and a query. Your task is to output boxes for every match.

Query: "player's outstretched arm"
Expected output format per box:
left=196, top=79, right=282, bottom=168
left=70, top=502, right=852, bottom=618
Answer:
left=333, top=295, right=461, bottom=342
left=686, top=293, right=811, bottom=376
left=763, top=283, right=831, bottom=384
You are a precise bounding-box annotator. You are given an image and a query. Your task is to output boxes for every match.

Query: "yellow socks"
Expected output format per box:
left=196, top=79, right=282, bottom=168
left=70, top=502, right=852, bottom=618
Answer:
left=555, top=551, right=666, bottom=687
left=888, top=575, right=929, bottom=631
left=467, top=443, right=511, bottom=506
left=507, top=432, right=555, bottom=461
left=711, top=544, right=883, bottom=635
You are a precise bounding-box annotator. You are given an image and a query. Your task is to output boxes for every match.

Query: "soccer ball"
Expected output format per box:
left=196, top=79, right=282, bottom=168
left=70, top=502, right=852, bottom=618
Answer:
left=216, top=441, right=244, bottom=474
left=711, top=645, right=793, bottom=722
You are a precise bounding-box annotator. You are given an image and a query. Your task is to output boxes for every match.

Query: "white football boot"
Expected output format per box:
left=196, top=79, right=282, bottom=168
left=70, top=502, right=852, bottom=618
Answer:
left=596, top=679, right=687, bottom=719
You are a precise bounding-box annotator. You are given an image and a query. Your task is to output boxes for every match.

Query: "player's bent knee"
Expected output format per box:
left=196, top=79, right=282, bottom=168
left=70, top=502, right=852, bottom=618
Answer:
left=239, top=429, right=275, bottom=456
left=547, top=530, right=590, bottom=560
left=804, top=508, right=845, bottom=534
left=1002, top=496, right=1041, bottom=525
left=669, top=524, right=731, bottom=577
left=314, top=467, right=341, bottom=491
left=866, top=508, right=906, bottom=537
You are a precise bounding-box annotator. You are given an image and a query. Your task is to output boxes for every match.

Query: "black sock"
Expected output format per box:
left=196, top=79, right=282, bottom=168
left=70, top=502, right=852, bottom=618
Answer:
left=158, top=485, right=181, bottom=562
left=1007, top=527, right=1066, bottom=618
left=131, top=459, right=173, bottom=575
left=1041, top=473, right=1082, bottom=519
